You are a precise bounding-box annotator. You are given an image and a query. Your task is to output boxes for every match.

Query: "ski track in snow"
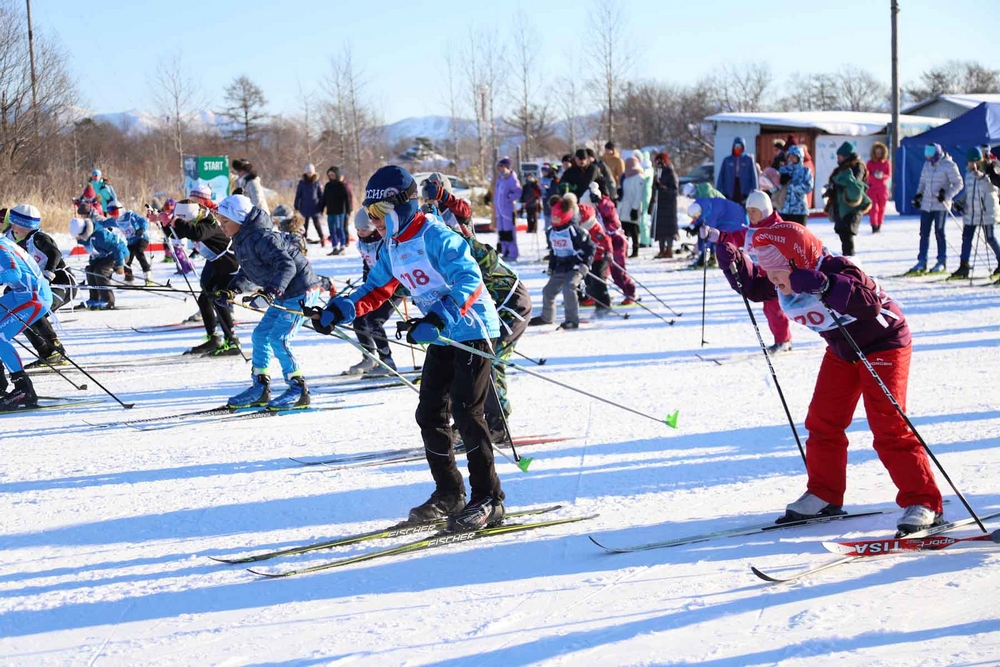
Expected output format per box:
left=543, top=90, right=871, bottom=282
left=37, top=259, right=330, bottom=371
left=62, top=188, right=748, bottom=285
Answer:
left=2, top=216, right=1000, bottom=665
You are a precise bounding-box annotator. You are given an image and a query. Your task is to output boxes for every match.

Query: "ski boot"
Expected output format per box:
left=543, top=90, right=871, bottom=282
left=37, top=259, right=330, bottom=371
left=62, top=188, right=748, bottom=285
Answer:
left=903, top=262, right=927, bottom=276
left=558, top=321, right=580, bottom=330
left=929, top=261, right=946, bottom=274
left=579, top=296, right=596, bottom=307
left=947, top=262, right=970, bottom=280
left=267, top=376, right=310, bottom=411
left=408, top=489, right=467, bottom=524
left=227, top=373, right=270, bottom=408
left=212, top=336, right=243, bottom=357
left=620, top=297, right=636, bottom=306
left=365, top=357, right=397, bottom=377
left=343, top=356, right=377, bottom=376
left=775, top=491, right=845, bottom=524
left=766, top=341, right=793, bottom=355
left=85, top=300, right=111, bottom=310
left=449, top=496, right=505, bottom=532
left=528, top=316, right=552, bottom=326
left=186, top=334, right=222, bottom=356
left=0, top=372, right=38, bottom=411
left=24, top=348, right=67, bottom=370
left=896, top=505, right=944, bottom=536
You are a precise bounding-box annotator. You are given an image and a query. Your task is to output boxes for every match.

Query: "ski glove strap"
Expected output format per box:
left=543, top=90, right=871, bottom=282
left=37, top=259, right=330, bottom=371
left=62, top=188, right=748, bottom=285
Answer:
left=405, top=311, right=446, bottom=345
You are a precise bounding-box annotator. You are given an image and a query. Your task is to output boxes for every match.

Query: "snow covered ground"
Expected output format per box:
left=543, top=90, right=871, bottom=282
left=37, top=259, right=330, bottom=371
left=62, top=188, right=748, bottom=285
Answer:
left=3, top=215, right=1000, bottom=666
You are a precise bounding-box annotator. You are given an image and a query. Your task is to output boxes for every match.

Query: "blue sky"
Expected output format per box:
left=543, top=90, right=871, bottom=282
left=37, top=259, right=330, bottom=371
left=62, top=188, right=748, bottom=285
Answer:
left=35, top=0, right=1000, bottom=123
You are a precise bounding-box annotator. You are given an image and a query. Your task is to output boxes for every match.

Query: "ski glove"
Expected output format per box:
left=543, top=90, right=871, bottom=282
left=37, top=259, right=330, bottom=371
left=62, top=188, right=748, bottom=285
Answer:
left=243, top=288, right=277, bottom=310
left=310, top=296, right=355, bottom=335
left=698, top=225, right=720, bottom=243
left=421, top=180, right=448, bottom=202
left=911, top=193, right=923, bottom=209
left=789, top=268, right=830, bottom=295
left=937, top=188, right=946, bottom=203
left=214, top=290, right=236, bottom=307
left=406, top=311, right=446, bottom=344
left=952, top=199, right=965, bottom=216
left=715, top=242, right=740, bottom=274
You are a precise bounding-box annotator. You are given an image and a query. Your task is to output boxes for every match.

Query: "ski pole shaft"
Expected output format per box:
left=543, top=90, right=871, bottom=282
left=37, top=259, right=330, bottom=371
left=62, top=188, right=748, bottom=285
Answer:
left=608, top=258, right=682, bottom=317
left=401, top=298, right=419, bottom=370
left=701, top=250, right=709, bottom=346
left=512, top=348, right=546, bottom=366
left=0, top=303, right=133, bottom=409
left=728, top=263, right=807, bottom=468
left=582, top=271, right=630, bottom=320
left=12, top=337, right=87, bottom=391
left=437, top=335, right=675, bottom=427
left=590, top=270, right=674, bottom=325
left=83, top=273, right=189, bottom=301
left=819, top=298, right=986, bottom=533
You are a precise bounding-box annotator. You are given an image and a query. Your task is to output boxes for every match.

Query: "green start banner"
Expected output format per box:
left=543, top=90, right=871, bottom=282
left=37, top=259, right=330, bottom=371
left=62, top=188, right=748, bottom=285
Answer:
left=183, top=156, right=230, bottom=203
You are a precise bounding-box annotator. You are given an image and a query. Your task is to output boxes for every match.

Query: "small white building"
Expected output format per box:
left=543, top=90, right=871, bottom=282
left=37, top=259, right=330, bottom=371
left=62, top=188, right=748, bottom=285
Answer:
left=903, top=93, right=1000, bottom=120
left=705, top=111, right=947, bottom=205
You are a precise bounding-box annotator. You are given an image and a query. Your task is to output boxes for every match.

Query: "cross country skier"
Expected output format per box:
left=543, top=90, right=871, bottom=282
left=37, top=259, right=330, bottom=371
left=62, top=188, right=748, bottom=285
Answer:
left=342, top=207, right=403, bottom=376
left=105, top=201, right=153, bottom=285
left=716, top=222, right=944, bottom=534
left=529, top=193, right=596, bottom=330
left=0, top=232, right=52, bottom=410
left=583, top=182, right=636, bottom=304
left=4, top=205, right=77, bottom=367
left=576, top=203, right=615, bottom=316
left=422, top=172, right=533, bottom=442
left=165, top=198, right=243, bottom=356
left=308, top=165, right=506, bottom=532
left=213, top=195, right=321, bottom=410
left=69, top=216, right=128, bottom=310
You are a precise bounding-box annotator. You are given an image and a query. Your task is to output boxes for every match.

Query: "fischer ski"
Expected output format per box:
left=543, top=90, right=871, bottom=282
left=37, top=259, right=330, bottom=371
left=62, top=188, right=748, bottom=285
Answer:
left=211, top=505, right=564, bottom=564
left=750, top=509, right=1000, bottom=584
left=126, top=403, right=357, bottom=432
left=823, top=529, right=1000, bottom=557
left=589, top=509, right=890, bottom=554
left=291, top=435, right=569, bottom=468
left=247, top=511, right=598, bottom=578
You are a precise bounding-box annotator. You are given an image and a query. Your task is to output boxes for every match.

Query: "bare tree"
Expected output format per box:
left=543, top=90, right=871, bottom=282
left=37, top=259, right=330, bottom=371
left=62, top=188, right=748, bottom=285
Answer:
left=555, top=76, right=585, bottom=150
left=463, top=27, right=506, bottom=180
left=445, top=48, right=460, bottom=162
left=150, top=54, right=201, bottom=191
left=778, top=66, right=888, bottom=112
left=322, top=46, right=381, bottom=183
left=837, top=65, right=889, bottom=112
left=703, top=63, right=773, bottom=113
left=221, top=75, right=268, bottom=152
left=588, top=0, right=632, bottom=142
left=778, top=72, right=840, bottom=112
left=509, top=9, right=541, bottom=158
left=907, top=60, right=1000, bottom=101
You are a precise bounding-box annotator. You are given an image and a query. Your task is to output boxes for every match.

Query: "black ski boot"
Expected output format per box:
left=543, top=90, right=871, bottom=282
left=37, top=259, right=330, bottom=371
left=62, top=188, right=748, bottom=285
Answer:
left=408, top=490, right=467, bottom=524
left=186, top=334, right=222, bottom=355
left=212, top=335, right=243, bottom=357
left=449, top=496, right=505, bottom=532
left=948, top=262, right=970, bottom=280
left=0, top=372, right=38, bottom=411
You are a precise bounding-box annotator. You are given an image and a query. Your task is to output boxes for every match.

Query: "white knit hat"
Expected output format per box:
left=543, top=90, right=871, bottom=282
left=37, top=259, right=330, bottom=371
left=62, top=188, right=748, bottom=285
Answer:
left=745, top=190, right=773, bottom=218
left=216, top=195, right=254, bottom=224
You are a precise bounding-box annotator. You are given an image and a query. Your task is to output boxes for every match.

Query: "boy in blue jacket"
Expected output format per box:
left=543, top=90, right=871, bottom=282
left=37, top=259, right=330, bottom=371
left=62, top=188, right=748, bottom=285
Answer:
left=69, top=217, right=128, bottom=310
left=214, top=195, right=321, bottom=410
left=106, top=201, right=153, bottom=285
left=309, top=166, right=505, bottom=532
left=0, top=235, right=53, bottom=409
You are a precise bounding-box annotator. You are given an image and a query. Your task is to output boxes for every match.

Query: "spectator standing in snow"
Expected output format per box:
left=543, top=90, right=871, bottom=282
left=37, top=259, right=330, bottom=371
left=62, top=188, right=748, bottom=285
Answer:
left=866, top=142, right=892, bottom=233
left=824, top=141, right=871, bottom=257
left=87, top=169, right=116, bottom=211
left=231, top=159, right=270, bottom=215
left=770, top=139, right=787, bottom=170
left=540, top=164, right=558, bottom=230
left=906, top=143, right=962, bottom=274
left=618, top=156, right=646, bottom=257
left=650, top=151, right=679, bottom=258
left=716, top=137, right=758, bottom=206
left=519, top=174, right=543, bottom=234
left=560, top=149, right=598, bottom=198
left=602, top=142, right=625, bottom=199
left=494, top=157, right=523, bottom=261
left=294, top=163, right=326, bottom=247
left=949, top=147, right=1000, bottom=280
left=323, top=166, right=353, bottom=255
left=778, top=145, right=814, bottom=225
left=588, top=147, right=615, bottom=198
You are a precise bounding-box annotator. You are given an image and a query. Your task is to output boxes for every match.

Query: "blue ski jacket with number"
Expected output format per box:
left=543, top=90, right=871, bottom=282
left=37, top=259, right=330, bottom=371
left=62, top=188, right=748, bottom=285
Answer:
left=348, top=207, right=500, bottom=343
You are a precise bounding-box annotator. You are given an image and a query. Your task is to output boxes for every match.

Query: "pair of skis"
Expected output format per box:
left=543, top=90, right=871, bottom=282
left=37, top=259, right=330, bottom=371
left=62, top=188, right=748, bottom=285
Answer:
left=90, top=401, right=355, bottom=431
left=210, top=505, right=596, bottom=578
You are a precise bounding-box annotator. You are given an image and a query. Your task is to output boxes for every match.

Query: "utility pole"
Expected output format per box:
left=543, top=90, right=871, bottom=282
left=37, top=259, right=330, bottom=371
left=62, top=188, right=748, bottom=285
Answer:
left=26, top=0, right=38, bottom=132
left=890, top=0, right=901, bottom=180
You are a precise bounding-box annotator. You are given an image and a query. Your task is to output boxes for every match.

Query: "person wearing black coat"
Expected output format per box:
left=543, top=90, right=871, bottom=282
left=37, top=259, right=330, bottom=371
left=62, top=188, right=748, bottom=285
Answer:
left=650, top=152, right=679, bottom=258
left=322, top=166, right=353, bottom=255
left=294, top=164, right=325, bottom=247
left=560, top=149, right=599, bottom=197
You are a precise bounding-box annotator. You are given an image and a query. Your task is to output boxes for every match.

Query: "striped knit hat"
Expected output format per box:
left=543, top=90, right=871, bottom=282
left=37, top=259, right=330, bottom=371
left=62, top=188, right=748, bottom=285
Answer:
left=9, top=204, right=42, bottom=231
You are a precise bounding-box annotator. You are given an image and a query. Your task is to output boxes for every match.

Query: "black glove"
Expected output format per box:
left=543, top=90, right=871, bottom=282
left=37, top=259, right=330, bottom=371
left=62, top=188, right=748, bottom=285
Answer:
left=630, top=209, right=638, bottom=221
left=684, top=224, right=697, bottom=237
left=403, top=312, right=446, bottom=345
left=952, top=199, right=965, bottom=215
left=780, top=172, right=792, bottom=185
left=911, top=193, right=923, bottom=209
left=937, top=188, right=946, bottom=203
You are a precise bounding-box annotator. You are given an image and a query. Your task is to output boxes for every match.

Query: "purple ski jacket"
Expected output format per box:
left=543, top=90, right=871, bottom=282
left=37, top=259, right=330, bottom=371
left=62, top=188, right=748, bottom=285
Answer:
left=494, top=172, right=523, bottom=228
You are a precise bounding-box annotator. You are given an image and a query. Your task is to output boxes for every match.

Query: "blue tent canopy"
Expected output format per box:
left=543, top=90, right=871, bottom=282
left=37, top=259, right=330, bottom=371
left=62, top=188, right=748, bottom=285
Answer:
left=895, top=103, right=1000, bottom=215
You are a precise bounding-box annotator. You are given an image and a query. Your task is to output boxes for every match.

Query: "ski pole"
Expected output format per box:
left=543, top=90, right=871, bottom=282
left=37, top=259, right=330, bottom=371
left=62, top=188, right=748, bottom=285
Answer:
left=582, top=271, right=631, bottom=320
left=608, top=258, right=682, bottom=317
left=165, top=226, right=201, bottom=301
left=83, top=273, right=189, bottom=301
left=0, top=303, right=134, bottom=409
left=701, top=245, right=709, bottom=346
left=816, top=296, right=986, bottom=533
left=12, top=337, right=87, bottom=391
left=436, top=334, right=678, bottom=428
left=401, top=298, right=419, bottom=370
left=728, top=263, right=806, bottom=468
left=513, top=348, right=546, bottom=366
left=589, top=269, right=674, bottom=326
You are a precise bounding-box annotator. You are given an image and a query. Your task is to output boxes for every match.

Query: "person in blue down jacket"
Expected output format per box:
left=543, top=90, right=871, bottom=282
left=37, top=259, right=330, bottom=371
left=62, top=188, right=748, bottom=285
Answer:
left=68, top=216, right=127, bottom=310
left=214, top=195, right=321, bottom=411
left=778, top=145, right=814, bottom=225
left=106, top=200, right=152, bottom=284
left=307, top=165, right=506, bottom=534
left=294, top=163, right=327, bottom=247
left=716, top=136, right=759, bottom=205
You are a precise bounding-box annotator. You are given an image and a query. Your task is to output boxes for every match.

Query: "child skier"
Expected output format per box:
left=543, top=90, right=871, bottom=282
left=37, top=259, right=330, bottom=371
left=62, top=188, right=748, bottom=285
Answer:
left=422, top=173, right=533, bottom=441
left=106, top=201, right=152, bottom=285
left=214, top=195, right=321, bottom=410
left=166, top=198, right=243, bottom=356
left=716, top=222, right=944, bottom=534
left=4, top=205, right=76, bottom=366
left=529, top=193, right=595, bottom=330
left=343, top=208, right=402, bottom=376
left=69, top=217, right=128, bottom=310
left=0, top=234, right=52, bottom=410
left=585, top=182, right=636, bottom=304
left=577, top=203, right=615, bottom=315
left=309, top=165, right=505, bottom=532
